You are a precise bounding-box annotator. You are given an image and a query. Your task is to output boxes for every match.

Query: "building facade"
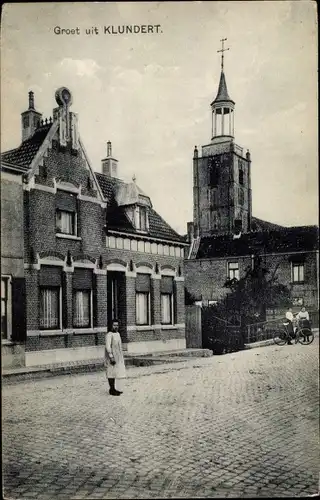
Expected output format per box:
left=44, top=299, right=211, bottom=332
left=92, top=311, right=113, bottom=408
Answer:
left=1, top=162, right=26, bottom=367
left=185, top=49, right=319, bottom=318
left=1, top=88, right=186, bottom=366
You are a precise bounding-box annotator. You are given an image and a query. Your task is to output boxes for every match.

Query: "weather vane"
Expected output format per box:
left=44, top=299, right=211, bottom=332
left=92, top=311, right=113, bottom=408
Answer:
left=217, top=38, right=230, bottom=71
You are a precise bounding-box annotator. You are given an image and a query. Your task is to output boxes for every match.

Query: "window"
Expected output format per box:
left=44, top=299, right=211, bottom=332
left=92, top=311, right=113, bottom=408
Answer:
left=239, top=169, right=244, bottom=185
left=116, top=238, right=123, bottom=249
left=1, top=277, right=10, bottom=339
left=136, top=206, right=147, bottom=231
left=209, top=158, right=219, bottom=187
left=39, top=266, right=62, bottom=330
left=109, top=236, right=116, bottom=248
left=292, top=263, right=304, bottom=283
left=228, top=262, right=239, bottom=280
left=131, top=240, right=138, bottom=252
left=72, top=269, right=93, bottom=328
left=136, top=292, right=150, bottom=325
left=73, top=290, right=91, bottom=328
left=136, top=274, right=151, bottom=325
left=238, top=188, right=244, bottom=206
left=56, top=210, right=76, bottom=235
left=212, top=189, right=218, bottom=208
left=138, top=240, right=145, bottom=253
left=40, top=288, right=60, bottom=329
left=123, top=239, right=130, bottom=250
left=151, top=243, right=157, bottom=254
left=161, top=276, right=174, bottom=325
left=145, top=241, right=151, bottom=253
left=234, top=219, right=242, bottom=232
left=23, top=115, right=29, bottom=128
left=169, top=246, right=175, bottom=257
left=56, top=190, right=77, bottom=236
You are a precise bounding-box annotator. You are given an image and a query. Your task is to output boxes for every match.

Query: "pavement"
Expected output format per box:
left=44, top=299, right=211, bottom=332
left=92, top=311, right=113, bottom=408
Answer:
left=2, top=338, right=319, bottom=499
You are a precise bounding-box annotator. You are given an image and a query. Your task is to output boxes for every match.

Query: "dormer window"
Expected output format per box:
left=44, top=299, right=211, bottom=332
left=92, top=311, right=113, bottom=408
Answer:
left=136, top=206, right=148, bottom=231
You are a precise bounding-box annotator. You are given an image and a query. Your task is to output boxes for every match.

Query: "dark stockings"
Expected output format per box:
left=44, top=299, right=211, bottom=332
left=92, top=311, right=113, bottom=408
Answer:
left=108, top=378, right=122, bottom=396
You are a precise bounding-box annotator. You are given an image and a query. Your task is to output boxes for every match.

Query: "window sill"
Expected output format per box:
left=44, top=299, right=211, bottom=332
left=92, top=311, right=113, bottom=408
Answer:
left=56, top=233, right=82, bottom=241
left=2, top=339, right=14, bottom=345
left=135, top=325, right=154, bottom=331
left=161, top=324, right=177, bottom=330
left=39, top=330, right=63, bottom=336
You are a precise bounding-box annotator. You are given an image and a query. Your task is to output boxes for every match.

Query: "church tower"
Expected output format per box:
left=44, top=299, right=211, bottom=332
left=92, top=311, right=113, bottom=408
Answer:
left=193, top=39, right=252, bottom=237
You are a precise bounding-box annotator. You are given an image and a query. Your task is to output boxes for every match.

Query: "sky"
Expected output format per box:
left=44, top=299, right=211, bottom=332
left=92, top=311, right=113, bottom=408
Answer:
left=1, top=1, right=318, bottom=235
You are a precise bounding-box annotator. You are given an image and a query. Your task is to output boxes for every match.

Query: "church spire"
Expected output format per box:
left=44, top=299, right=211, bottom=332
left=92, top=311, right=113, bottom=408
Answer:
left=210, top=38, right=235, bottom=140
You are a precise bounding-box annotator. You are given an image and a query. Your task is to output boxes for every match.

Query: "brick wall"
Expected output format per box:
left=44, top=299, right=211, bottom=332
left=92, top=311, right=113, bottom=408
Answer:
left=96, top=274, right=108, bottom=327
left=127, top=327, right=185, bottom=343
left=23, top=143, right=186, bottom=354
left=185, top=251, right=318, bottom=310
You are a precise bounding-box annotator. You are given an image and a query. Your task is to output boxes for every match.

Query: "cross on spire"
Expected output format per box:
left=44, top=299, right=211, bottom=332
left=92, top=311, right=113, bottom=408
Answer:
left=217, top=37, right=230, bottom=71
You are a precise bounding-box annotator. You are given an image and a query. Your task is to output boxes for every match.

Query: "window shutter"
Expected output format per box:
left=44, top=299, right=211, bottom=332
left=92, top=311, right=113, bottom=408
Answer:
left=61, top=272, right=68, bottom=328
left=39, top=266, right=62, bottom=287
left=92, top=273, right=98, bottom=327
left=11, top=278, right=26, bottom=343
left=173, top=280, right=178, bottom=325
left=136, top=273, right=150, bottom=292
left=73, top=268, right=93, bottom=290
left=161, top=276, right=174, bottom=294
left=56, top=190, right=77, bottom=211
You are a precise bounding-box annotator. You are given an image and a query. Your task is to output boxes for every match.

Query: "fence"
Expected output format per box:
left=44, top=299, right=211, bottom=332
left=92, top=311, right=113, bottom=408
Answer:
left=185, top=305, right=202, bottom=348
left=245, top=310, right=319, bottom=344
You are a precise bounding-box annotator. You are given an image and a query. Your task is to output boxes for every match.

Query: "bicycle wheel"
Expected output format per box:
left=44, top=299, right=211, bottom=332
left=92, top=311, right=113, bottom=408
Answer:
left=297, top=328, right=314, bottom=345
left=273, top=329, right=287, bottom=346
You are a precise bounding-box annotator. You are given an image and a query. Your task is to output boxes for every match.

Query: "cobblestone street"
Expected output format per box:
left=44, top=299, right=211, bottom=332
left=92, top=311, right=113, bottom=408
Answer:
left=2, top=339, right=319, bottom=499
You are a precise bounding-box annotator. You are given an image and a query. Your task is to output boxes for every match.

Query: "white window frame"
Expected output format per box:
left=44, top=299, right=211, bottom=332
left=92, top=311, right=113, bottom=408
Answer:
left=228, top=262, right=239, bottom=280
left=135, top=291, right=151, bottom=326
left=131, top=239, right=138, bottom=252
left=138, top=240, right=145, bottom=253
left=136, top=206, right=148, bottom=232
left=161, top=292, right=174, bottom=325
left=73, top=289, right=93, bottom=328
left=39, top=287, right=62, bottom=330
left=56, top=209, right=77, bottom=236
left=292, top=262, right=305, bottom=283
left=109, top=236, right=116, bottom=248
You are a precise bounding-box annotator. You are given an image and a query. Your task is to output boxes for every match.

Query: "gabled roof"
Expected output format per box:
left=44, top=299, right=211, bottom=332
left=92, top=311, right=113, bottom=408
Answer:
left=211, top=71, right=234, bottom=105
left=251, top=217, right=285, bottom=232
left=1, top=124, right=52, bottom=169
left=195, top=225, right=319, bottom=259
left=96, top=172, right=185, bottom=243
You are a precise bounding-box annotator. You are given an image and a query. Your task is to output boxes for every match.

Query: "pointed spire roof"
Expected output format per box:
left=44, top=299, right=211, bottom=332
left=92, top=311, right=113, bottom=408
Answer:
left=211, top=70, right=235, bottom=106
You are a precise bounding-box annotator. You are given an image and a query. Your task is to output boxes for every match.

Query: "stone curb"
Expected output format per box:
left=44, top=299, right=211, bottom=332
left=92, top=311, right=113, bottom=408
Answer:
left=2, top=351, right=212, bottom=384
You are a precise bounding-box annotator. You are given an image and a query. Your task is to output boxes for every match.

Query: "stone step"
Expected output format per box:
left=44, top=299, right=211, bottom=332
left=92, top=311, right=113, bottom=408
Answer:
left=125, top=348, right=212, bottom=359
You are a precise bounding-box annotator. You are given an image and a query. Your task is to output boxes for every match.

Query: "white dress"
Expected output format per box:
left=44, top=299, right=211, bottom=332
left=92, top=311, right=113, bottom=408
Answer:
left=105, top=331, right=126, bottom=379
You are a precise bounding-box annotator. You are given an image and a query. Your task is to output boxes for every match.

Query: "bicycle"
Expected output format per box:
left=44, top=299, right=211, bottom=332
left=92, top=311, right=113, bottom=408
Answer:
left=273, top=321, right=314, bottom=346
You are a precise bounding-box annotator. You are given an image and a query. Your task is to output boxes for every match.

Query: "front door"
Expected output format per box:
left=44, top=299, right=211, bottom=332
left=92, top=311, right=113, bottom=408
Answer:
left=107, top=272, right=127, bottom=342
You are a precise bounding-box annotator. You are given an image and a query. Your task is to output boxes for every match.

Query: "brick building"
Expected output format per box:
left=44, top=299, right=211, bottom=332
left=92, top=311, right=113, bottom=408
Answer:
left=185, top=49, right=319, bottom=318
left=1, top=88, right=186, bottom=366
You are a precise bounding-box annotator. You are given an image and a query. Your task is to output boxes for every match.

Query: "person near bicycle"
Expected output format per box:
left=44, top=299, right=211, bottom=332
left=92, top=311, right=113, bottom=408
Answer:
left=284, top=307, right=295, bottom=345
left=296, top=306, right=311, bottom=342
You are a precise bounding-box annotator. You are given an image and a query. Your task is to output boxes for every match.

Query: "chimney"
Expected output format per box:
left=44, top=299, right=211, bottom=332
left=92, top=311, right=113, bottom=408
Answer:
left=21, top=90, right=42, bottom=142
left=102, top=141, right=118, bottom=178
